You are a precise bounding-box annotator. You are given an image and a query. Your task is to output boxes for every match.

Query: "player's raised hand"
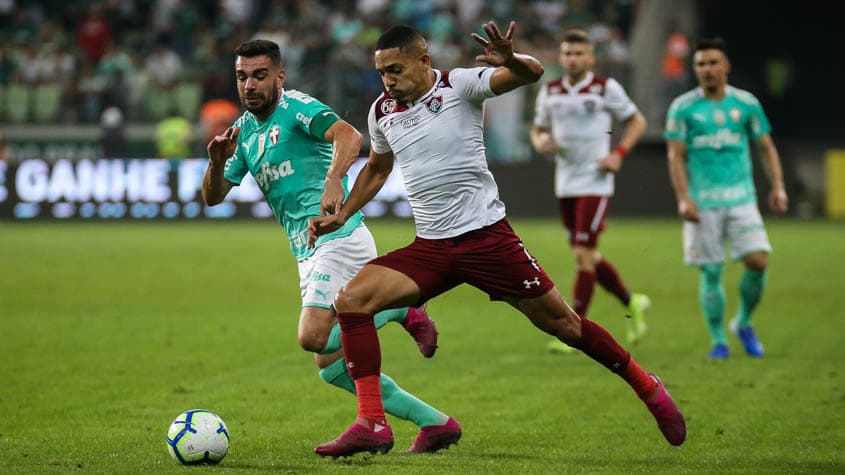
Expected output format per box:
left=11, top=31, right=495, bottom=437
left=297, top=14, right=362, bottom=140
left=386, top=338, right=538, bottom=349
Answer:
left=307, top=214, right=347, bottom=248
left=207, top=127, right=240, bottom=164
left=471, top=20, right=516, bottom=66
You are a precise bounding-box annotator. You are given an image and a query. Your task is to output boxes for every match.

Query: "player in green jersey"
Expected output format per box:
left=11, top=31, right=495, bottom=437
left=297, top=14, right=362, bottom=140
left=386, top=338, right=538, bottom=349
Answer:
left=664, top=38, right=789, bottom=360
left=202, top=39, right=458, bottom=453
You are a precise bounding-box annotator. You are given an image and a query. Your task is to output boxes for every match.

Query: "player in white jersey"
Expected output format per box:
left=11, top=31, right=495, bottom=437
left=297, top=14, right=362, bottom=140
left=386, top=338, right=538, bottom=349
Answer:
left=308, top=21, right=686, bottom=458
left=202, top=39, right=455, bottom=455
left=530, top=28, right=650, bottom=354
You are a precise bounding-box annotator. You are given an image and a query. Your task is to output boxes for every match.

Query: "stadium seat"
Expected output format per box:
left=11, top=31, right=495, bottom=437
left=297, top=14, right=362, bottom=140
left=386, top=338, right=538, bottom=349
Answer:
left=174, top=82, right=202, bottom=119
left=33, top=84, right=62, bottom=122
left=5, top=84, right=31, bottom=123
left=146, top=87, right=173, bottom=120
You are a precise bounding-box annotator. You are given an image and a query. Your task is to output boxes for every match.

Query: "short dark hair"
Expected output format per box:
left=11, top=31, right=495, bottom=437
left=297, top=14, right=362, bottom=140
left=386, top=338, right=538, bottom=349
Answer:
left=694, top=37, right=727, bottom=55
left=376, top=25, right=426, bottom=52
left=562, top=28, right=591, bottom=45
left=235, top=39, right=282, bottom=67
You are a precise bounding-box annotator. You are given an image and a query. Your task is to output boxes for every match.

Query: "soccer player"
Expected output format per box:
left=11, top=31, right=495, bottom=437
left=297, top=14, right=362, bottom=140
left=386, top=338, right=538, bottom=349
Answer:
left=530, top=28, right=650, bottom=354
left=308, top=21, right=686, bottom=458
left=664, top=38, right=788, bottom=359
left=202, top=39, right=458, bottom=453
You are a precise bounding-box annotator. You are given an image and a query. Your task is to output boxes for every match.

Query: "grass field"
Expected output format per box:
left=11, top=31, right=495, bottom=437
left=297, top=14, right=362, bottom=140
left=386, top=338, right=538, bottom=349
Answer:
left=1, top=218, right=843, bottom=474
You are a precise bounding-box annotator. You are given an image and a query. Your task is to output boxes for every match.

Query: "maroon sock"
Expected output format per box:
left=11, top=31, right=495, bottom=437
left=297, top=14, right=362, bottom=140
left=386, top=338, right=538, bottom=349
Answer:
left=574, top=317, right=631, bottom=374
left=337, top=312, right=381, bottom=379
left=573, top=270, right=596, bottom=317
left=595, top=259, right=631, bottom=306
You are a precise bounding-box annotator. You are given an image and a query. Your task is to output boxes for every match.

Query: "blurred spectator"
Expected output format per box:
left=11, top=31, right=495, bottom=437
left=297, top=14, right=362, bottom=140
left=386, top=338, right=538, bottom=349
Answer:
left=145, top=36, right=183, bottom=91
left=76, top=4, right=112, bottom=62
left=660, top=24, right=690, bottom=112
left=75, top=57, right=108, bottom=122
left=199, top=98, right=239, bottom=145
left=100, top=106, right=128, bottom=158
left=0, top=46, right=18, bottom=85
left=154, top=114, right=192, bottom=158
left=0, top=128, right=8, bottom=161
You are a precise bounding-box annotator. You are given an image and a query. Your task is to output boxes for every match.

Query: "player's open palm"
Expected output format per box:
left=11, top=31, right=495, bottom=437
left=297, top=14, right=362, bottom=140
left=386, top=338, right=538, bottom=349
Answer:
left=207, top=127, right=240, bottom=164
left=471, top=21, right=515, bottom=66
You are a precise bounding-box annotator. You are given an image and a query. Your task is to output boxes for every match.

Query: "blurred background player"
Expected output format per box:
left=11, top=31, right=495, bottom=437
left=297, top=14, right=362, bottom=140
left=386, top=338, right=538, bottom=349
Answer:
left=530, top=28, right=649, bottom=354
left=664, top=37, right=788, bottom=360
left=309, top=21, right=685, bottom=458
left=202, top=39, right=455, bottom=452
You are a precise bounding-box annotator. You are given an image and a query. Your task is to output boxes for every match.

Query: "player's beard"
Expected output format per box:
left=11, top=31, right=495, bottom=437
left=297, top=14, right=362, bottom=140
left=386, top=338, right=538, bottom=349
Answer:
left=242, top=80, right=280, bottom=117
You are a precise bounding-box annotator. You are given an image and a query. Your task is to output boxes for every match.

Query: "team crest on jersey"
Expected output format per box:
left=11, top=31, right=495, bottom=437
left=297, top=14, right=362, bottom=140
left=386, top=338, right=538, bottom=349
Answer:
left=269, top=125, right=280, bottom=145
left=381, top=98, right=397, bottom=114
left=729, top=108, right=742, bottom=122
left=425, top=95, right=443, bottom=114
left=583, top=99, right=597, bottom=113
left=714, top=109, right=726, bottom=125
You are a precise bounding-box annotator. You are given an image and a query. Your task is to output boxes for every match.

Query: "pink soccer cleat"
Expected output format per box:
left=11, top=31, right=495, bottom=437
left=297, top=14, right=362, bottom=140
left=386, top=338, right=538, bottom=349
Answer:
left=645, top=373, right=686, bottom=446
left=401, top=306, right=439, bottom=358
left=314, top=422, right=394, bottom=458
left=405, top=417, right=462, bottom=454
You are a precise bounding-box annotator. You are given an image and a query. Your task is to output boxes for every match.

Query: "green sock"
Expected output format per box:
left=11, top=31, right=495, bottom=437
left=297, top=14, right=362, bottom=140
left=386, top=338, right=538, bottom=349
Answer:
left=737, top=269, right=767, bottom=328
left=318, top=358, right=447, bottom=427
left=699, top=264, right=727, bottom=346
left=319, top=307, right=408, bottom=355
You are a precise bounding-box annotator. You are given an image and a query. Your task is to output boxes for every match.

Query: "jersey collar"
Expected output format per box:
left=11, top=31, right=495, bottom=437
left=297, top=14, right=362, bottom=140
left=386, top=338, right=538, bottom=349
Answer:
left=407, top=69, right=441, bottom=107
left=564, top=71, right=594, bottom=93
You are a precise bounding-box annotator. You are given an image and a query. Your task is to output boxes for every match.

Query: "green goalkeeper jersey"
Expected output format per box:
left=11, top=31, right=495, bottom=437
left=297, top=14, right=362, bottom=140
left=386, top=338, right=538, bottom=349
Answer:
left=224, top=89, right=364, bottom=261
left=664, top=85, right=771, bottom=209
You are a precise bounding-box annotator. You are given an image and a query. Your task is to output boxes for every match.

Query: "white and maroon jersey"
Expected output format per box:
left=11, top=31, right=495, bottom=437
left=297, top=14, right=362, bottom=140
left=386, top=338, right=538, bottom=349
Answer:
left=533, top=72, right=638, bottom=198
left=368, top=67, right=506, bottom=239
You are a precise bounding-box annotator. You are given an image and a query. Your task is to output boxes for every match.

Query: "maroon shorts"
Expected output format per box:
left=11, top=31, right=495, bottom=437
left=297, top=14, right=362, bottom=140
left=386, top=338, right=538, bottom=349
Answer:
left=370, top=218, right=554, bottom=304
left=558, top=196, right=611, bottom=248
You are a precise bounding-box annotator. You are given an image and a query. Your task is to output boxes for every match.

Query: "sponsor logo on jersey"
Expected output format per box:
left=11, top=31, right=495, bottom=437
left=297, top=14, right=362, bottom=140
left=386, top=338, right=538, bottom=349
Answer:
left=295, top=112, right=311, bottom=126
left=714, top=109, right=726, bottom=125
left=310, top=271, right=332, bottom=282
left=425, top=95, right=443, bottom=114
left=523, top=277, right=541, bottom=289
left=258, top=133, right=266, bottom=156
left=381, top=98, right=397, bottom=114
left=401, top=115, right=421, bottom=129
left=692, top=128, right=742, bottom=150
left=254, top=159, right=295, bottom=192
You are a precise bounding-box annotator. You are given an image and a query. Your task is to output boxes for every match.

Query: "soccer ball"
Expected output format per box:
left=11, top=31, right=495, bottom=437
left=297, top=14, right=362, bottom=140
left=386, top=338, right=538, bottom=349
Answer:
left=166, top=409, right=230, bottom=465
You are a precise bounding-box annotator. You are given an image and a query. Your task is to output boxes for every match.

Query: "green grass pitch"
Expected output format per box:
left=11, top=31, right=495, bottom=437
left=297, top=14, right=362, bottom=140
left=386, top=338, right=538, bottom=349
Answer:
left=1, top=218, right=843, bottom=474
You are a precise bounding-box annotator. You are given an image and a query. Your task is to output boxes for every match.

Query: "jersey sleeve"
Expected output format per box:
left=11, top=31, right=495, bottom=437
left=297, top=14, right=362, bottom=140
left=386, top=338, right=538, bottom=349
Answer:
left=223, top=141, right=248, bottom=185
left=532, top=83, right=550, bottom=128
left=604, top=78, right=638, bottom=121
left=663, top=97, right=688, bottom=141
left=284, top=89, right=340, bottom=141
left=367, top=100, right=391, bottom=155
left=745, top=93, right=772, bottom=139
left=449, top=67, right=496, bottom=104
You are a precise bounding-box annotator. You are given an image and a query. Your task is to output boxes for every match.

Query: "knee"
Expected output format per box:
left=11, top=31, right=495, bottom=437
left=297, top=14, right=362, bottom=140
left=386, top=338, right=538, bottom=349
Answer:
left=573, top=246, right=597, bottom=271
left=334, top=286, right=377, bottom=314
left=297, top=331, right=327, bottom=353
left=744, top=253, right=768, bottom=272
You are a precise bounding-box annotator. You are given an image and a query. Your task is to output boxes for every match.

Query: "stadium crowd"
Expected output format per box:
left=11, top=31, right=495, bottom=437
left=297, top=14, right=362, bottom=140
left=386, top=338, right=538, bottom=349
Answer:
left=0, top=0, right=637, bottom=159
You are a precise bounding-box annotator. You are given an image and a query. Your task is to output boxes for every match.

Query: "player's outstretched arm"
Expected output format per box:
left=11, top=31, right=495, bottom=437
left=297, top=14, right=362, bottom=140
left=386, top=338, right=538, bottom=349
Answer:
left=666, top=139, right=699, bottom=222
left=754, top=134, right=789, bottom=214
left=471, top=20, right=544, bottom=95
left=203, top=126, right=239, bottom=205
left=307, top=149, right=395, bottom=248
left=322, top=120, right=363, bottom=216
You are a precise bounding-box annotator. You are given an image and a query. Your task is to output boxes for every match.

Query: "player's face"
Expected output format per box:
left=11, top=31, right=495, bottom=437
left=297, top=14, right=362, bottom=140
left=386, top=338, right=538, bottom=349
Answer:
left=235, top=55, right=285, bottom=118
left=374, top=47, right=431, bottom=103
left=693, top=49, right=729, bottom=90
left=559, top=42, right=594, bottom=79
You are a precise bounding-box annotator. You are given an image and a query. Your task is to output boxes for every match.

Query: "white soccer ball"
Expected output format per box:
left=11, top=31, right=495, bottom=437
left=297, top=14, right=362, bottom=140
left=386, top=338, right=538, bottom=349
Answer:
left=166, top=409, right=230, bottom=465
